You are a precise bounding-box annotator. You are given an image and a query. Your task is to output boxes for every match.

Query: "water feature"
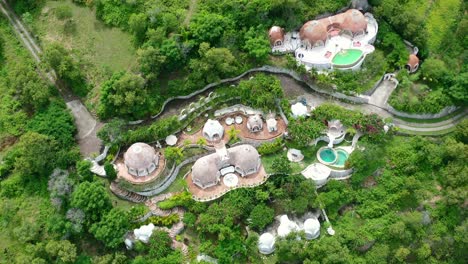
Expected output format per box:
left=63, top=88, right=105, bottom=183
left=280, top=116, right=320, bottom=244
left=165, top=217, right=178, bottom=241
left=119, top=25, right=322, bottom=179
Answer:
left=334, top=149, right=349, bottom=167
left=318, top=147, right=337, bottom=164
left=317, top=147, right=349, bottom=167
left=332, top=49, right=363, bottom=67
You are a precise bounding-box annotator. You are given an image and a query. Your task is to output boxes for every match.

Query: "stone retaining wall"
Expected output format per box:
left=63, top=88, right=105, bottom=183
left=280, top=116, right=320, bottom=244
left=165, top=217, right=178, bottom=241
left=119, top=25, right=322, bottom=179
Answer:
left=329, top=168, right=353, bottom=179
left=136, top=153, right=212, bottom=197
left=386, top=105, right=460, bottom=119
left=127, top=65, right=460, bottom=126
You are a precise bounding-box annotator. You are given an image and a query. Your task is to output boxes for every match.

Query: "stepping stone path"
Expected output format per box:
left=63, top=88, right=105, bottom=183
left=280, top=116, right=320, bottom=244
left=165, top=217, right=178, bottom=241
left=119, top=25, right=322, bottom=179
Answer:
left=144, top=192, right=189, bottom=255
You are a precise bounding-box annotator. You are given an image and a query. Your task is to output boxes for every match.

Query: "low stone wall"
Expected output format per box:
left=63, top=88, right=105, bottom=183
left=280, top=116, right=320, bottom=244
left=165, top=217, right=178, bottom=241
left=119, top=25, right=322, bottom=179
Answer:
left=329, top=168, right=353, bottom=179
left=312, top=134, right=345, bottom=146
left=363, top=75, right=384, bottom=96
left=214, top=104, right=264, bottom=117
left=192, top=173, right=280, bottom=202
left=275, top=99, right=289, bottom=126
left=386, top=105, right=460, bottom=119
left=136, top=153, right=212, bottom=197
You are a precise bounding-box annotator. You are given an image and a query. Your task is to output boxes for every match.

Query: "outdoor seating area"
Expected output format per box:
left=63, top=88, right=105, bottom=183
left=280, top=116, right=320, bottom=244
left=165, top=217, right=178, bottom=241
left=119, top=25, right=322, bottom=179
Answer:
left=186, top=165, right=267, bottom=201
left=178, top=113, right=287, bottom=145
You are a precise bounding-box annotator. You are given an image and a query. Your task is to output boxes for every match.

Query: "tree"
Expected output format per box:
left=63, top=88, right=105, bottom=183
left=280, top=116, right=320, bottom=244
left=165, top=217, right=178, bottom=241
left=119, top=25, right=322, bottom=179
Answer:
left=95, top=0, right=135, bottom=28
left=160, top=39, right=184, bottom=72
left=44, top=240, right=77, bottom=263
left=238, top=74, right=284, bottom=110
left=137, top=46, right=166, bottom=83
left=13, top=132, right=57, bottom=177
left=189, top=12, right=233, bottom=44
left=0, top=33, right=4, bottom=61
left=71, top=181, right=112, bottom=224
left=98, top=71, right=150, bottom=119
left=288, top=118, right=325, bottom=146
left=97, top=118, right=126, bottom=144
left=421, top=58, right=448, bottom=84
left=104, top=161, right=117, bottom=181
left=164, top=147, right=184, bottom=164
left=148, top=230, right=173, bottom=259
left=271, top=156, right=291, bottom=174
left=188, top=43, right=238, bottom=84
left=243, top=26, right=271, bottom=63
left=249, top=203, right=274, bottom=231
left=8, top=62, right=51, bottom=111
left=43, top=44, right=87, bottom=96
left=91, top=208, right=130, bottom=248
left=76, top=159, right=94, bottom=182
left=453, top=119, right=468, bottom=144
left=128, top=13, right=148, bottom=45
left=27, top=102, right=76, bottom=147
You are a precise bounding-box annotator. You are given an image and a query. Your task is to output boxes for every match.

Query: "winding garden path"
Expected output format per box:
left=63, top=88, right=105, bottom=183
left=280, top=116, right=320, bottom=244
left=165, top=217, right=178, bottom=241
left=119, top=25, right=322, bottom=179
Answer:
left=1, top=0, right=103, bottom=157
left=145, top=193, right=188, bottom=255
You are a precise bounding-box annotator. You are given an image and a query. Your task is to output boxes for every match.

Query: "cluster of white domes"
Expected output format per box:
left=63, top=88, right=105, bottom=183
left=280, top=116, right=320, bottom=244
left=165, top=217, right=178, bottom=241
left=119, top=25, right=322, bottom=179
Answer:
left=258, top=215, right=321, bottom=255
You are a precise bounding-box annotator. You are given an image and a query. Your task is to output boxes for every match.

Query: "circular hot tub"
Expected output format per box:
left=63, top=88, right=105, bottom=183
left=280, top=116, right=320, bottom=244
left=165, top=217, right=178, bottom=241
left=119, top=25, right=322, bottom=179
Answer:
left=317, top=147, right=337, bottom=165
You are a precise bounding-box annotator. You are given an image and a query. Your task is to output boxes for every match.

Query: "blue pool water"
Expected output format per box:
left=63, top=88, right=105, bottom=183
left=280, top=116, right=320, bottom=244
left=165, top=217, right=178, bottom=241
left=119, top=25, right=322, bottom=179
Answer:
left=319, top=148, right=336, bottom=163
left=335, top=149, right=349, bottom=167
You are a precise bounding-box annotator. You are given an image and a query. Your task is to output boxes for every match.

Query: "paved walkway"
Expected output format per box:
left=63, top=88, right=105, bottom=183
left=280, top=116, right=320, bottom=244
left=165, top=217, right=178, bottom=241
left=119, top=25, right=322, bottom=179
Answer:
left=1, top=0, right=103, bottom=157
left=368, top=79, right=397, bottom=108
left=277, top=75, right=465, bottom=134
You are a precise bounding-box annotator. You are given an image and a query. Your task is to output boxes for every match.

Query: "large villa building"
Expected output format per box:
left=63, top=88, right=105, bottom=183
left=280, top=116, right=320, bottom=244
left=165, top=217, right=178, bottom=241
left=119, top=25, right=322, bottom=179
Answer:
left=191, top=143, right=261, bottom=189
left=269, top=9, right=378, bottom=71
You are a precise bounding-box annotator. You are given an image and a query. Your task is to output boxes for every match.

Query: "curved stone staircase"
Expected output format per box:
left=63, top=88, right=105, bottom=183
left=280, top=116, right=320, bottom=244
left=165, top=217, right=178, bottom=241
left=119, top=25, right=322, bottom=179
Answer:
left=110, top=182, right=148, bottom=203
left=144, top=192, right=189, bottom=255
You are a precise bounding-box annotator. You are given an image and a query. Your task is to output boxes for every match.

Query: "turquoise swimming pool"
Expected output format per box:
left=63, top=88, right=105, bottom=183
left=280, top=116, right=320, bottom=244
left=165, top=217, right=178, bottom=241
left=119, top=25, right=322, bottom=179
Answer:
left=334, top=149, right=349, bottom=167
left=318, top=147, right=337, bottom=164
left=317, top=147, right=349, bottom=167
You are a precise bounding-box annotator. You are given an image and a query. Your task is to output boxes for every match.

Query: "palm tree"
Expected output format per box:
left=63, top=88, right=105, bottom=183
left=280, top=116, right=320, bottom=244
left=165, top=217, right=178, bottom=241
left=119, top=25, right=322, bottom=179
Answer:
left=227, top=127, right=241, bottom=142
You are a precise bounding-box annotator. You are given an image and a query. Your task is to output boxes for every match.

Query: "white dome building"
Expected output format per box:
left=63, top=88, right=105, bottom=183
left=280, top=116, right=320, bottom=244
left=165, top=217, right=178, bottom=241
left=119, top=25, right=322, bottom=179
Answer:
left=191, top=144, right=261, bottom=189
left=291, top=102, right=308, bottom=118
left=203, top=119, right=224, bottom=142
left=277, top=215, right=299, bottom=237
left=134, top=223, right=155, bottom=243
left=124, top=143, right=159, bottom=177
left=247, top=114, right=263, bottom=133
left=301, top=163, right=331, bottom=186
left=304, top=218, right=321, bottom=240
left=258, top=232, right=276, bottom=255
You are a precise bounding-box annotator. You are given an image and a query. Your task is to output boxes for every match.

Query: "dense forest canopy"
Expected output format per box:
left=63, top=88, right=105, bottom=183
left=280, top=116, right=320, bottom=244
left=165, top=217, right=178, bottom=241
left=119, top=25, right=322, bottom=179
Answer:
left=0, top=0, right=466, bottom=263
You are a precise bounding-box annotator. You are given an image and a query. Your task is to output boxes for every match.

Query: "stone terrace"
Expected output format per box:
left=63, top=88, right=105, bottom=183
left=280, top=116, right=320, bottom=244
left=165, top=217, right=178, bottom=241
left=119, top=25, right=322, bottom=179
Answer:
left=178, top=113, right=286, bottom=146
left=186, top=165, right=267, bottom=201
left=116, top=155, right=166, bottom=184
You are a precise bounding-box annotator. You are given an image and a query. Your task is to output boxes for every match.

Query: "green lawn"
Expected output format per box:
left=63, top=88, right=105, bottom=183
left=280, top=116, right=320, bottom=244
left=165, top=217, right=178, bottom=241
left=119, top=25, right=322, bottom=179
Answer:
left=33, top=0, right=137, bottom=101
left=96, top=177, right=139, bottom=211
left=162, top=164, right=190, bottom=194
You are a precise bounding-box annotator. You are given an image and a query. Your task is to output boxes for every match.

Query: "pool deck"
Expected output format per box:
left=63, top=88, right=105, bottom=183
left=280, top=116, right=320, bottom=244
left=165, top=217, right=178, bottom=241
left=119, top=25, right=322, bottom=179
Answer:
left=272, top=13, right=378, bottom=70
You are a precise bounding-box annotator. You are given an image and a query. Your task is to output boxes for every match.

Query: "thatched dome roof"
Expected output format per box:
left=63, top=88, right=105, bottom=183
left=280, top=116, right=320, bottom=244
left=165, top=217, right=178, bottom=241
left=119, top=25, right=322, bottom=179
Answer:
left=300, top=20, right=328, bottom=45
left=269, top=26, right=285, bottom=45
left=124, top=143, right=157, bottom=171
left=340, top=9, right=367, bottom=33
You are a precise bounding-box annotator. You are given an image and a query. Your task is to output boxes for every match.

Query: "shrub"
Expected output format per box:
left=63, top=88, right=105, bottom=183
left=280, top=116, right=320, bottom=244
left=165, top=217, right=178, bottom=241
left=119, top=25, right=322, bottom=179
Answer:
left=271, top=156, right=291, bottom=174
left=104, top=162, right=117, bottom=181
left=258, top=138, right=284, bottom=155
left=143, top=214, right=179, bottom=227
left=54, top=5, right=72, bottom=20
left=158, top=192, right=193, bottom=210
